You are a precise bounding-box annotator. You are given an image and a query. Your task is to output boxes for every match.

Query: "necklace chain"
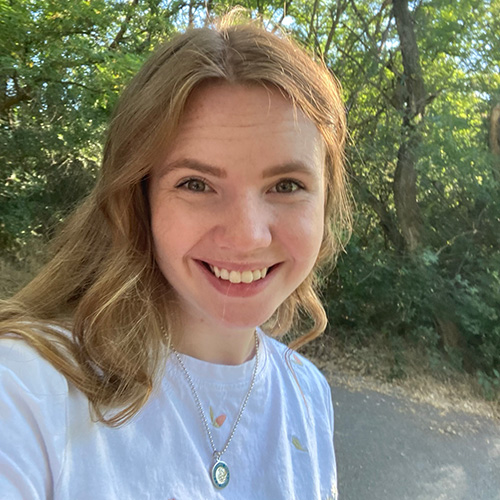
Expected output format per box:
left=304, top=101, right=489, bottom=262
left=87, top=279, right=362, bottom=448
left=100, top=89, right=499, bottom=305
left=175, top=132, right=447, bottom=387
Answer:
left=172, top=332, right=260, bottom=461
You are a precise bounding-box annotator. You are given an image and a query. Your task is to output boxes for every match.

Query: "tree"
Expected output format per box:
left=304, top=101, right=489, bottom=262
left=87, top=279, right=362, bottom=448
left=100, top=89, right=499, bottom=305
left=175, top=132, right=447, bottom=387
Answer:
left=0, top=0, right=178, bottom=252
left=1, top=0, right=499, bottom=385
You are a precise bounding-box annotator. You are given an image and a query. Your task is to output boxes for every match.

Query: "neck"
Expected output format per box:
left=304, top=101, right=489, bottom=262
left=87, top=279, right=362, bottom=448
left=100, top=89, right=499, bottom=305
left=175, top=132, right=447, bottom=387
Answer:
left=172, top=317, right=257, bottom=365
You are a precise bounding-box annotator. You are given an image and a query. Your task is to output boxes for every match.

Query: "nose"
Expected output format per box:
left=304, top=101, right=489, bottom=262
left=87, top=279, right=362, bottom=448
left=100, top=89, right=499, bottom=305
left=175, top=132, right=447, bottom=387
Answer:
left=213, top=193, right=273, bottom=252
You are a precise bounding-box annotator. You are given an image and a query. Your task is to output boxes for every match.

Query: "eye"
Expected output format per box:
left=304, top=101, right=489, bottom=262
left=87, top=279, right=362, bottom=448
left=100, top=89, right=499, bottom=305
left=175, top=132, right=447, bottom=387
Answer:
left=176, top=177, right=211, bottom=192
left=272, top=179, right=304, bottom=194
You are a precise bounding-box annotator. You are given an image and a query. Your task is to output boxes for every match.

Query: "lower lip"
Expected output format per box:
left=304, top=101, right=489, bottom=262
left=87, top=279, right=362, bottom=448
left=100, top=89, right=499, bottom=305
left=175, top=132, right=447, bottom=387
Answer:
left=195, top=261, right=279, bottom=298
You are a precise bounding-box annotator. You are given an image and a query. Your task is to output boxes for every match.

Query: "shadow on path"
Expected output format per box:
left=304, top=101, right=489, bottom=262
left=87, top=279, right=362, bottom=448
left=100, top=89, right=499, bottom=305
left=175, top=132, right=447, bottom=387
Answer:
left=332, top=379, right=500, bottom=500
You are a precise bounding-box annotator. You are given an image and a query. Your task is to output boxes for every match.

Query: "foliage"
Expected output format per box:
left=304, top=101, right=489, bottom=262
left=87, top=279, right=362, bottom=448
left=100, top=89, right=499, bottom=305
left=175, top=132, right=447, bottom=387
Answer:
left=0, top=0, right=175, bottom=252
left=1, top=0, right=499, bottom=392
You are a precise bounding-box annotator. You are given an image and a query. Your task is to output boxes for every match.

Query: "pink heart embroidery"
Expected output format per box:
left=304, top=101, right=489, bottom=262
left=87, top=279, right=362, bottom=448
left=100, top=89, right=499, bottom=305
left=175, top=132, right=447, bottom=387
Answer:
left=209, top=406, right=227, bottom=428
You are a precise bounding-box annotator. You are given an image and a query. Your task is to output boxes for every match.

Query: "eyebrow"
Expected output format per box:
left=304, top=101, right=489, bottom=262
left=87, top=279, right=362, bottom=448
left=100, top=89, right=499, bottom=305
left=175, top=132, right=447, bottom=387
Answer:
left=262, top=161, right=315, bottom=178
left=160, top=158, right=315, bottom=179
left=161, top=159, right=227, bottom=178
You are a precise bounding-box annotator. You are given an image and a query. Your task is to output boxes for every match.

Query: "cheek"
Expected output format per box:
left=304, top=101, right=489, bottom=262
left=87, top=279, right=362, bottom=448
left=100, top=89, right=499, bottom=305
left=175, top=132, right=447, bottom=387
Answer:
left=283, top=204, right=325, bottom=262
left=150, top=205, right=186, bottom=264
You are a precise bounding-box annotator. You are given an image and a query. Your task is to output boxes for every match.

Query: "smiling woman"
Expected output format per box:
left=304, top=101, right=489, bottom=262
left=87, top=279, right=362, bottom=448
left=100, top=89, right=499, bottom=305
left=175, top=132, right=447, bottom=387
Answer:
left=0, top=14, right=350, bottom=500
left=149, top=82, right=326, bottom=358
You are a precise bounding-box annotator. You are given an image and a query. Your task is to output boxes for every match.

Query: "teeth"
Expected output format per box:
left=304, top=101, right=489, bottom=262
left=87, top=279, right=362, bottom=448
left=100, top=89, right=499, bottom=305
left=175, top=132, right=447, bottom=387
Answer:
left=252, top=269, right=261, bottom=280
left=229, top=270, right=241, bottom=284
left=241, top=270, right=253, bottom=283
left=209, top=265, right=270, bottom=283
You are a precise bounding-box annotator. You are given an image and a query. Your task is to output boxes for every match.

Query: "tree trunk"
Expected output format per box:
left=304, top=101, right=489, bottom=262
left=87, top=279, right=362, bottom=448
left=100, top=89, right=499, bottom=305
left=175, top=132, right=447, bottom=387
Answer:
left=490, top=103, right=500, bottom=181
left=352, top=176, right=405, bottom=253
left=393, top=128, right=422, bottom=252
left=392, top=0, right=427, bottom=253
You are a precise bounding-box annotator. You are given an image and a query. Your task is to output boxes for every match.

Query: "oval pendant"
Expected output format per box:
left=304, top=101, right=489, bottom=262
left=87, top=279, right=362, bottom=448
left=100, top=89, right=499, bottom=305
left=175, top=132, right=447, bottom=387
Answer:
left=211, top=460, right=230, bottom=489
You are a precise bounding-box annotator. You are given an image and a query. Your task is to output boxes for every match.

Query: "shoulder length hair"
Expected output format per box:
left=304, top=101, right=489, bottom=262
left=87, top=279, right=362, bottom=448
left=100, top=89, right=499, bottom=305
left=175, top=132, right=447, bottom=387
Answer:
left=0, top=18, right=351, bottom=425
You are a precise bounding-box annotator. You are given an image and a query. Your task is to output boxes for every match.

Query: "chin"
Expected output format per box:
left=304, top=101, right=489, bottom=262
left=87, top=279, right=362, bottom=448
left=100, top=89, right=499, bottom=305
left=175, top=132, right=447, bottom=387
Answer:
left=210, top=308, right=277, bottom=331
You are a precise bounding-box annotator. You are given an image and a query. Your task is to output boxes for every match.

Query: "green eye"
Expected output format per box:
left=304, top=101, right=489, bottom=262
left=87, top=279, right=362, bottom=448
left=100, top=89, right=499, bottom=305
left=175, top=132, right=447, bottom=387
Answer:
left=187, top=179, right=206, bottom=191
left=177, top=178, right=209, bottom=192
left=274, top=180, right=302, bottom=193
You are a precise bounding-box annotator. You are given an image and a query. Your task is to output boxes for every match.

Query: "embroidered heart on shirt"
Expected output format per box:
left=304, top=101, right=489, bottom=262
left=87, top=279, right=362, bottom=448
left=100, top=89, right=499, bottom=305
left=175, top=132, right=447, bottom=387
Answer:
left=209, top=406, right=227, bottom=428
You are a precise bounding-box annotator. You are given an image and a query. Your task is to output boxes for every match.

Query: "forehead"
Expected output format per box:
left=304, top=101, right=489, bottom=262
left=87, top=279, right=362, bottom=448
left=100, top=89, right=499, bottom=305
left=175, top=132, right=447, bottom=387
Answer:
left=164, top=82, right=325, bottom=166
left=179, top=82, right=319, bottom=137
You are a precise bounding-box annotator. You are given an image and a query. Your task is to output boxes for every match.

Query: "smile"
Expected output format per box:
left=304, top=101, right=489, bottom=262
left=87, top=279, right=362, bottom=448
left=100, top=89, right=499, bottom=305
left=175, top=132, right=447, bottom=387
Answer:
left=208, top=265, right=269, bottom=284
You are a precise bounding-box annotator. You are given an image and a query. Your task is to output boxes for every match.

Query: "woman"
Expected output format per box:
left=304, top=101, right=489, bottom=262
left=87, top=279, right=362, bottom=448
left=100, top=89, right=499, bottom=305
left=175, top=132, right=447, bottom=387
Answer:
left=0, top=17, right=350, bottom=499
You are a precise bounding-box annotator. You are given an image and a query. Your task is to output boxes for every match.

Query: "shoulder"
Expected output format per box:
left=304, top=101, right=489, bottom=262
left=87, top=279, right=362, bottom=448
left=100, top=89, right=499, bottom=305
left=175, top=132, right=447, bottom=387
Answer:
left=0, top=337, right=71, bottom=497
left=261, top=333, right=332, bottom=400
left=0, top=336, right=70, bottom=401
left=260, top=332, right=335, bottom=436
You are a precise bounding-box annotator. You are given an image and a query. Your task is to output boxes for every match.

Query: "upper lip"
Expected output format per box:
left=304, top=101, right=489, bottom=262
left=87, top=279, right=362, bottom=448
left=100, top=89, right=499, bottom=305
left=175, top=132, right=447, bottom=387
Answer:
left=197, top=259, right=277, bottom=271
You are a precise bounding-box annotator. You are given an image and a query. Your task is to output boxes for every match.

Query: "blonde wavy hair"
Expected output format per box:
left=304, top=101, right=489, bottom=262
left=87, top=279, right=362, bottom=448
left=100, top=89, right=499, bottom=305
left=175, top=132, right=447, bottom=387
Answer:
left=0, top=18, right=351, bottom=425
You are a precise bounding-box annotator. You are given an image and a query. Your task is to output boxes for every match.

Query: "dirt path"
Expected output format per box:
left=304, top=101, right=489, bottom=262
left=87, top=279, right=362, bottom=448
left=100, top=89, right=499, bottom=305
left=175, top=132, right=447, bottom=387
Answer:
left=330, top=376, right=500, bottom=500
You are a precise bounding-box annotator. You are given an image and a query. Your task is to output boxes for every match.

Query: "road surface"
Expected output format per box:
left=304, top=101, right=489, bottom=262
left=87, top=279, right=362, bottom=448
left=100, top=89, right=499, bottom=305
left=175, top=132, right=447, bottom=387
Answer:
left=332, top=378, right=500, bottom=500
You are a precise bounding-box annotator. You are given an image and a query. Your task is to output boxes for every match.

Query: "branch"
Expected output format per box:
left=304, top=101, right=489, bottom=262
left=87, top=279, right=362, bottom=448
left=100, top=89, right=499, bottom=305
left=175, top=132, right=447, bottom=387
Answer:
left=272, top=1, right=292, bottom=32
left=0, top=77, right=104, bottom=115
left=349, top=106, right=386, bottom=134
left=350, top=171, right=405, bottom=252
left=341, top=22, right=389, bottom=71
left=334, top=44, right=394, bottom=105
left=203, top=0, right=213, bottom=26
left=0, top=87, right=31, bottom=114
left=348, top=0, right=378, bottom=51
left=378, top=13, right=393, bottom=53
left=51, top=80, right=104, bottom=93
left=1, top=75, right=32, bottom=114
left=109, top=0, right=140, bottom=50
left=188, top=0, right=195, bottom=28
left=324, top=0, right=348, bottom=57
left=348, top=0, right=393, bottom=60
left=307, top=0, right=320, bottom=43
left=436, top=229, right=477, bottom=257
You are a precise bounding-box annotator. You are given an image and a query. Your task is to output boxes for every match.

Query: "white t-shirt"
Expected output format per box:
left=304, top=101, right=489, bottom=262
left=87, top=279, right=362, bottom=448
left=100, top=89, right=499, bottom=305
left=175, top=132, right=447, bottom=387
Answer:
left=0, top=331, right=338, bottom=499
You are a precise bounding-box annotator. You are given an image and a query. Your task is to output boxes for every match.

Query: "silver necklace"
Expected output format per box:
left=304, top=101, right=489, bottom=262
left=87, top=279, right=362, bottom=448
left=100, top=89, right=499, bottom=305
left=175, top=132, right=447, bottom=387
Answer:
left=172, top=332, right=260, bottom=490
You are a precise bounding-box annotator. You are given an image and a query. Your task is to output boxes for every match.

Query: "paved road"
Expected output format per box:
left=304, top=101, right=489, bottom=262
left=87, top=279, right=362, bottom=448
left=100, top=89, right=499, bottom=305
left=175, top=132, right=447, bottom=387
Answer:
left=331, top=379, right=500, bottom=500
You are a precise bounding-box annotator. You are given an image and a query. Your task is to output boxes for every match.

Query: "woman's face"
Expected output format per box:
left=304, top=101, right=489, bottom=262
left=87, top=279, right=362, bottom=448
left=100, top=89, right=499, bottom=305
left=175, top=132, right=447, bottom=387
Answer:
left=149, top=82, right=325, bottom=331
